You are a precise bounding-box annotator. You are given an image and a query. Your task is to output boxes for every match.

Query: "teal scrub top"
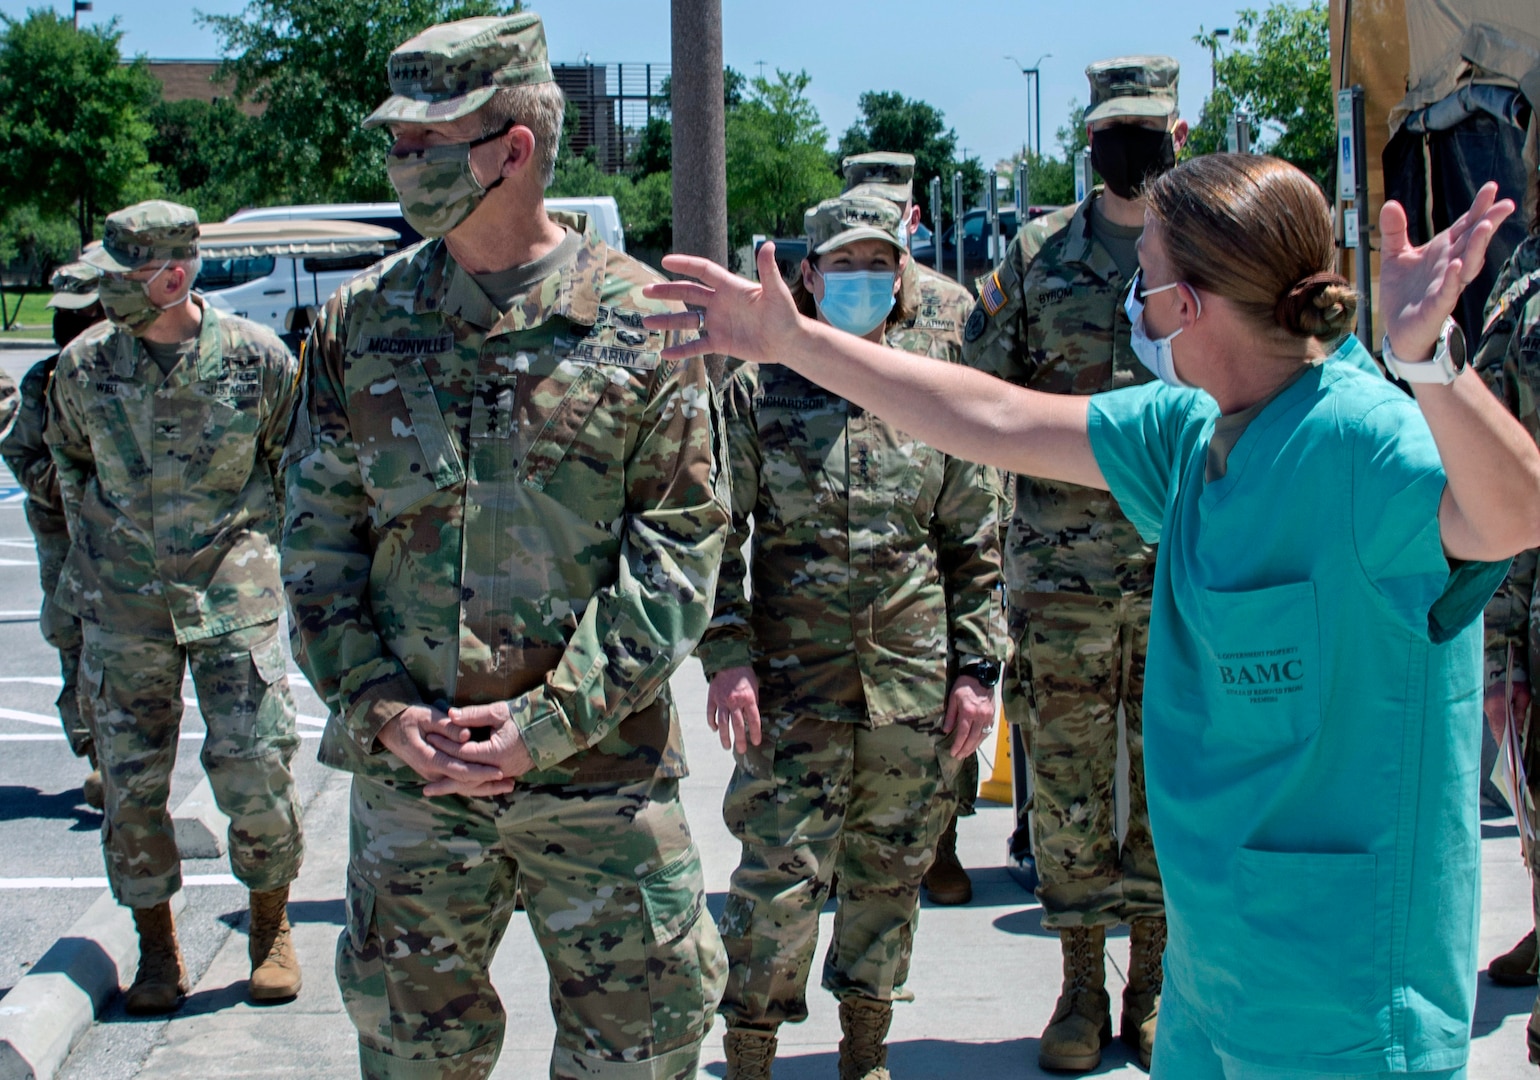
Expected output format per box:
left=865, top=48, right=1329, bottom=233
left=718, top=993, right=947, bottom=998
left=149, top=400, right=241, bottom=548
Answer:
left=1087, top=338, right=1507, bottom=1074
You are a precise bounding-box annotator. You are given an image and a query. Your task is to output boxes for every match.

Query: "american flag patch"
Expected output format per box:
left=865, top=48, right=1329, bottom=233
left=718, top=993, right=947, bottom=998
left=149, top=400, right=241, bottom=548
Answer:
left=980, top=271, right=1008, bottom=316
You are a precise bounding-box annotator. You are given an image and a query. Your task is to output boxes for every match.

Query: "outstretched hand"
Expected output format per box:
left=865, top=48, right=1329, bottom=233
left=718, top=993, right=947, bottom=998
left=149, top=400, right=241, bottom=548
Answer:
left=641, top=243, right=805, bottom=364
left=1379, top=181, right=1514, bottom=360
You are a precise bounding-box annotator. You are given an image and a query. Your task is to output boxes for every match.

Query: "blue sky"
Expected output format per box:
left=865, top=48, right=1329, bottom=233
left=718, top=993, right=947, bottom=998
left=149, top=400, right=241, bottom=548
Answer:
left=4, top=0, right=1250, bottom=167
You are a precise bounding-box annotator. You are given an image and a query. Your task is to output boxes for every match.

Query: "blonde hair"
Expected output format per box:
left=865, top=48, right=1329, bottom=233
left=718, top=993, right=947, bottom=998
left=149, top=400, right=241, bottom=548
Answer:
left=478, top=82, right=566, bottom=190
left=1145, top=154, right=1357, bottom=342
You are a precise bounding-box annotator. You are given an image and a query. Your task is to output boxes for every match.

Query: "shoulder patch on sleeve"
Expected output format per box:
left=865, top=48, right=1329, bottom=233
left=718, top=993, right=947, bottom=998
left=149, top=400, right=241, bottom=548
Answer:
left=964, top=307, right=988, bottom=344
left=979, top=271, right=1008, bottom=316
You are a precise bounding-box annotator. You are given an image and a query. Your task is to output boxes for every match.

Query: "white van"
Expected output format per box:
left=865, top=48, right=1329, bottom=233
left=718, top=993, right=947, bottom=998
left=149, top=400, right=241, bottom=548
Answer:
left=200, top=198, right=626, bottom=336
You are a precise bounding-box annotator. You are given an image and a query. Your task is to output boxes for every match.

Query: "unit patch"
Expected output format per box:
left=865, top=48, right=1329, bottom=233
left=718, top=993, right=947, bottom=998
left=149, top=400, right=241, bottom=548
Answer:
left=963, top=308, right=987, bottom=343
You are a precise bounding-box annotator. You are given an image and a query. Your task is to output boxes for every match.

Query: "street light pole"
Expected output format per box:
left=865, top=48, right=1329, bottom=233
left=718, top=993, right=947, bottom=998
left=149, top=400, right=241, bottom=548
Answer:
left=1005, top=54, right=1051, bottom=159
left=1209, top=28, right=1230, bottom=91
left=72, top=0, right=93, bottom=30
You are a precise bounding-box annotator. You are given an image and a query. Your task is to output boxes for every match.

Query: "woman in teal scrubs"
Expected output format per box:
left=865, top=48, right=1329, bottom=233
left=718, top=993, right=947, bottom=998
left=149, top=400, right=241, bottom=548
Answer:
left=643, top=155, right=1540, bottom=1078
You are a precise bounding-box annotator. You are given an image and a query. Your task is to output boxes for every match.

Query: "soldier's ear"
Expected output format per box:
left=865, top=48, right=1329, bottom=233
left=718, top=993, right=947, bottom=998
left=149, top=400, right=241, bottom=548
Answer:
left=502, top=125, right=537, bottom=180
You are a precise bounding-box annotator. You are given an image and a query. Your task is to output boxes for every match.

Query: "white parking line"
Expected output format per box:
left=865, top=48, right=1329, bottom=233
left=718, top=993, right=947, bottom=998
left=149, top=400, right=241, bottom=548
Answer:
left=0, top=731, right=322, bottom=742
left=0, top=707, right=63, bottom=727
left=0, top=676, right=62, bottom=686
left=0, top=874, right=241, bottom=890
left=0, top=558, right=37, bottom=566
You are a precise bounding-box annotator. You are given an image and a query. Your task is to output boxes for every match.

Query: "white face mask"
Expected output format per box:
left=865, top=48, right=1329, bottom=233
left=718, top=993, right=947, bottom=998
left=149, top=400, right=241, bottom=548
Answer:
left=1125, top=269, right=1200, bottom=389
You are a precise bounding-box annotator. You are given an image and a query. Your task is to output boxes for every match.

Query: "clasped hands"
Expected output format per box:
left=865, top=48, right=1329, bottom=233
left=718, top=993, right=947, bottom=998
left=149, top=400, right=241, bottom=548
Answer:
left=378, top=701, right=535, bottom=798
left=706, top=665, right=995, bottom=759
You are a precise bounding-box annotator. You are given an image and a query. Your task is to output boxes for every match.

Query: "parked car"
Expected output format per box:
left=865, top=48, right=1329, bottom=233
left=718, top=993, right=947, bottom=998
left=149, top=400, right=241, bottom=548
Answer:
left=196, top=219, right=399, bottom=342
left=203, top=197, right=627, bottom=337
left=911, top=205, right=1063, bottom=287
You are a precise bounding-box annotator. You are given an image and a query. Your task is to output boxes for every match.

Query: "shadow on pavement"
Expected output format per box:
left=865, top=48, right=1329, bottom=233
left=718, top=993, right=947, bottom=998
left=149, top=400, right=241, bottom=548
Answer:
left=1475, top=971, right=1538, bottom=1026
left=702, top=1036, right=1135, bottom=1078
left=217, top=898, right=345, bottom=931
left=0, top=784, right=102, bottom=830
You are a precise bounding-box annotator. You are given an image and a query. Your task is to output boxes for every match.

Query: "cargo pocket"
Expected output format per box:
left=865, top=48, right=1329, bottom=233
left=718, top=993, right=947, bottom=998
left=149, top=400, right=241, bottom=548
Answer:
left=640, top=845, right=724, bottom=1048
left=338, top=863, right=390, bottom=1043
left=357, top=359, right=465, bottom=527
left=722, top=733, right=783, bottom=848
left=1218, top=847, right=1381, bottom=1053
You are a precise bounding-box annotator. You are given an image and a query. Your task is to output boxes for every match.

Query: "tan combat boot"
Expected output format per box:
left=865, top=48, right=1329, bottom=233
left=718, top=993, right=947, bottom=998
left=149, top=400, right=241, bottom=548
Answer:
left=248, top=885, right=302, bottom=1002
left=723, top=1026, right=778, bottom=1080
left=922, top=815, right=972, bottom=905
left=838, top=997, right=893, bottom=1080
left=1488, top=928, right=1538, bottom=986
left=1121, top=917, right=1165, bottom=1069
left=81, top=746, right=104, bottom=811
left=1038, top=925, right=1111, bottom=1073
left=123, top=902, right=188, bottom=1015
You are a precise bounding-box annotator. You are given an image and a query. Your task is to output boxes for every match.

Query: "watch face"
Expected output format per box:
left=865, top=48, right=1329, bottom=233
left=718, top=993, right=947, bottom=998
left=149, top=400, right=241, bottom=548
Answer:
left=1447, top=322, right=1467, bottom=372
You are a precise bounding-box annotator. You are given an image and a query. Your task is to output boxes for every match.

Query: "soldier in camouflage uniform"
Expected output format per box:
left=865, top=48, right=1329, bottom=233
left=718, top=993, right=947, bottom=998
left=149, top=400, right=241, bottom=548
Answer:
left=1475, top=151, right=1540, bottom=1064
left=46, top=201, right=305, bottom=1015
left=1, top=262, right=104, bottom=806
left=281, top=16, right=728, bottom=1080
left=699, top=194, right=1004, bottom=1080
left=841, top=151, right=988, bottom=907
left=960, top=57, right=1187, bottom=1072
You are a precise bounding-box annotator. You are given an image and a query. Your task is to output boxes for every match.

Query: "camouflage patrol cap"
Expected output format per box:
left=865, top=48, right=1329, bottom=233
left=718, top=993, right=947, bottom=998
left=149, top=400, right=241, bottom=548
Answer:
left=805, top=195, right=904, bottom=255
left=841, top=152, right=916, bottom=204
left=1084, top=55, right=1180, bottom=124
left=363, top=14, right=553, bottom=130
left=80, top=201, right=200, bottom=274
left=46, top=259, right=101, bottom=310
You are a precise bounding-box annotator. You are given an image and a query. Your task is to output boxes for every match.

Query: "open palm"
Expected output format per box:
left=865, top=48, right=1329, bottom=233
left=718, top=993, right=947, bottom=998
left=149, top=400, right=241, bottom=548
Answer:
left=1379, top=181, right=1513, bottom=360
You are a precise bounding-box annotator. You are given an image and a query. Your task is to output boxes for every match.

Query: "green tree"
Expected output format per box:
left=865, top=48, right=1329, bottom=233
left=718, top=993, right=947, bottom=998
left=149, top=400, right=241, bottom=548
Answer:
left=147, top=99, right=266, bottom=221
left=199, top=0, right=519, bottom=205
left=836, top=91, right=959, bottom=222
left=0, top=10, right=160, bottom=246
left=1190, top=1, right=1333, bottom=186
left=724, top=69, right=840, bottom=246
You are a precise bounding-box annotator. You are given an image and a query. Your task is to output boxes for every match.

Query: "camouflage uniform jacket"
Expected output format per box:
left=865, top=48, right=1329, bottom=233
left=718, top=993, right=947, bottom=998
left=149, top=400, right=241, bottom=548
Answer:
left=46, top=299, right=298, bottom=643
left=1476, top=234, right=1540, bottom=675
left=696, top=357, right=1005, bottom=727
left=887, top=262, right=975, bottom=361
left=283, top=212, right=729, bottom=786
left=960, top=190, right=1155, bottom=600
left=2, top=356, right=69, bottom=554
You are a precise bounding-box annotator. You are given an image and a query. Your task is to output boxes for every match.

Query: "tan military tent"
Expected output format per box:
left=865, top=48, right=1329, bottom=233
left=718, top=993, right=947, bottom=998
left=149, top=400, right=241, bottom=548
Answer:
left=1331, top=0, right=1538, bottom=342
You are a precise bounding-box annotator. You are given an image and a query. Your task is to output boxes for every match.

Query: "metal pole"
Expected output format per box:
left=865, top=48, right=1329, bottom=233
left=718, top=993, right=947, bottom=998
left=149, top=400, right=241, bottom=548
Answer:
left=1032, top=71, right=1042, bottom=161
left=1350, top=86, right=1373, bottom=349
left=952, top=171, right=964, bottom=286
left=1015, top=160, right=1028, bottom=218
left=987, top=171, right=1002, bottom=267
left=670, top=0, right=726, bottom=268
left=929, top=176, right=944, bottom=275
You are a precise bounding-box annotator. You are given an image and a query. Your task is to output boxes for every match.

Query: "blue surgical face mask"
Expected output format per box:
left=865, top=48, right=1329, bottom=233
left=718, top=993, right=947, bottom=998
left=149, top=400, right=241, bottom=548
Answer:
left=814, top=268, right=897, bottom=337
left=1125, top=269, right=1199, bottom=389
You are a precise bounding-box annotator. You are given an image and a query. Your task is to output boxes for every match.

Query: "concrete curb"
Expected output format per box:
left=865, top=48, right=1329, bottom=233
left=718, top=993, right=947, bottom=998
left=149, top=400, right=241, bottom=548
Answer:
left=0, top=771, right=220, bottom=1080
left=0, top=339, right=51, bottom=350
left=0, top=890, right=187, bottom=1080
left=171, top=777, right=229, bottom=860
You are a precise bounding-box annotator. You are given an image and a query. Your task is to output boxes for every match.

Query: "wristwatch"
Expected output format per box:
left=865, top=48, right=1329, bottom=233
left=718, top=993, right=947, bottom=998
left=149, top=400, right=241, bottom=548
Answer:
left=956, top=656, right=1002, bottom=689
left=1381, top=317, right=1466, bottom=385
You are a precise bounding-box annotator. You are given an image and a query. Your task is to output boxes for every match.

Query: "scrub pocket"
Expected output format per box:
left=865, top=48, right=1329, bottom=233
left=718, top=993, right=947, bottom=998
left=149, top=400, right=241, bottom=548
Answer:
left=1221, top=847, right=1382, bottom=1054
left=1196, top=580, right=1321, bottom=752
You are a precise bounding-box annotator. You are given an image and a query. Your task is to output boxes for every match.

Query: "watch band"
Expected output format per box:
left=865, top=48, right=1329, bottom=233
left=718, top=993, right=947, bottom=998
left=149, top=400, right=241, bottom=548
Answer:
left=1382, top=318, right=1464, bottom=385
left=957, top=657, right=1002, bottom=689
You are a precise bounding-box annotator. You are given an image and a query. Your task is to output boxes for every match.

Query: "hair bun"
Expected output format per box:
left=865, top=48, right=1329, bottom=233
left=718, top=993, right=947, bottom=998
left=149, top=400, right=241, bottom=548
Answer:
left=1275, top=272, right=1357, bottom=338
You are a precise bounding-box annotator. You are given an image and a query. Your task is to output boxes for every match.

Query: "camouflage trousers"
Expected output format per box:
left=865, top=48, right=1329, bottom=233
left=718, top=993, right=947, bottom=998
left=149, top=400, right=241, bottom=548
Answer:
left=717, top=714, right=960, bottom=1028
left=80, top=621, right=303, bottom=908
left=1008, top=592, right=1163, bottom=929
left=341, top=774, right=725, bottom=1080
left=40, top=592, right=90, bottom=757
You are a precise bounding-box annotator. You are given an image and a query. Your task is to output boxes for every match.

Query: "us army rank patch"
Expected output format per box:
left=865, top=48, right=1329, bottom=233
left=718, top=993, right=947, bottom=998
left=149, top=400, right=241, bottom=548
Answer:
left=964, top=307, right=987, bottom=344
left=979, top=271, right=1008, bottom=316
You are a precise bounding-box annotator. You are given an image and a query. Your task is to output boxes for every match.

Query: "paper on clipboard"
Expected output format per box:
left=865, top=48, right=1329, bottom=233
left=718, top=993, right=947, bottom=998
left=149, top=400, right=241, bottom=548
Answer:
left=1493, top=647, right=1536, bottom=846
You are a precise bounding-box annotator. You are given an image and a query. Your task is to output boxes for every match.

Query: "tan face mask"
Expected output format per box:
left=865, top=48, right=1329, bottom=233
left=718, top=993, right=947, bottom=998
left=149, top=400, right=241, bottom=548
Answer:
left=386, top=122, right=513, bottom=237
left=98, top=262, right=175, bottom=336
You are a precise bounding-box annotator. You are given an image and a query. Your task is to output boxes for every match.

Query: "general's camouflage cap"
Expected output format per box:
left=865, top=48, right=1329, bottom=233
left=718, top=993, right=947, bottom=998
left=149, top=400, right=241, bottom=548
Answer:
left=46, top=259, right=101, bottom=310
left=805, top=195, right=903, bottom=255
left=363, top=14, right=553, bottom=130
left=1084, top=55, right=1180, bottom=124
left=841, top=152, right=915, bottom=204
left=81, top=201, right=200, bottom=274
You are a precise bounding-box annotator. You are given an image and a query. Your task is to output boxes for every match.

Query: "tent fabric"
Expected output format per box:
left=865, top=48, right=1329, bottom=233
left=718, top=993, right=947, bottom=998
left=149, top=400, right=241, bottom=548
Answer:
left=1392, top=18, right=1540, bottom=135
left=196, top=220, right=399, bottom=259
left=1406, top=0, right=1540, bottom=88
